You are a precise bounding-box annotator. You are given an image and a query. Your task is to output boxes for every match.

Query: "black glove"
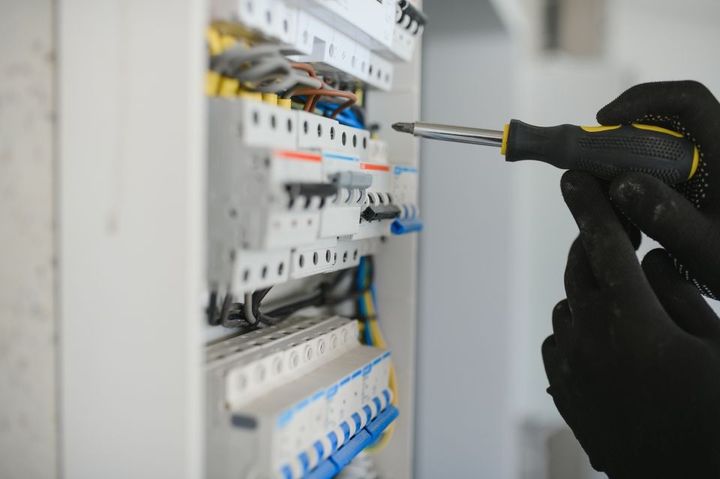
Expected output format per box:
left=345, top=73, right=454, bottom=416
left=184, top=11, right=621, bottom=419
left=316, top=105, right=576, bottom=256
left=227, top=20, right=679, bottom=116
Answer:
left=597, top=80, right=720, bottom=298
left=543, top=171, right=720, bottom=479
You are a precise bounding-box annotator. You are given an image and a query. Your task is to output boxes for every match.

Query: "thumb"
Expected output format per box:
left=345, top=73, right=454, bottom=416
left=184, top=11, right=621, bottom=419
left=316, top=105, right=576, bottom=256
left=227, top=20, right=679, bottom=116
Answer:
left=596, top=80, right=706, bottom=125
left=609, top=172, right=720, bottom=297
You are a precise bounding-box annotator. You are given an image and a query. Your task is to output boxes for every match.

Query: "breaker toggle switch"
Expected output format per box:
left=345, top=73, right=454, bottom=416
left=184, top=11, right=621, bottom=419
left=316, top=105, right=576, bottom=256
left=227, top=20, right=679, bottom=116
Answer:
left=360, top=204, right=401, bottom=222
left=330, top=171, right=373, bottom=190
left=285, top=182, right=338, bottom=208
left=330, top=171, right=373, bottom=204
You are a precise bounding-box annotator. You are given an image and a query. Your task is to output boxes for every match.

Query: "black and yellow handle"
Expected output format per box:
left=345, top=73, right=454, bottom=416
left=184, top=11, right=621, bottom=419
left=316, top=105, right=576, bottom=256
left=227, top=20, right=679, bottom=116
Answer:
left=500, top=120, right=699, bottom=184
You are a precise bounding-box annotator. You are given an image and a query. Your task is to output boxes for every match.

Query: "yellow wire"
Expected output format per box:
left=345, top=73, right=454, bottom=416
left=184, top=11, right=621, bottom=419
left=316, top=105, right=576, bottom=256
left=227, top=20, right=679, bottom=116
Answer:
left=363, top=290, right=398, bottom=452
left=206, top=26, right=223, bottom=56
left=205, top=26, right=246, bottom=97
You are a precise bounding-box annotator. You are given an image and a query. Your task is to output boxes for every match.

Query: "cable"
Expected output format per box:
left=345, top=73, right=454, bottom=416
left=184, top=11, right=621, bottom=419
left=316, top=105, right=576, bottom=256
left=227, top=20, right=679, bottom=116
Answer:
left=290, top=88, right=358, bottom=118
left=209, top=266, right=371, bottom=330
left=244, top=292, right=259, bottom=325
left=208, top=39, right=359, bottom=120
left=354, top=256, right=398, bottom=453
left=210, top=42, right=323, bottom=93
left=311, top=100, right=366, bottom=128
left=289, top=62, right=317, bottom=77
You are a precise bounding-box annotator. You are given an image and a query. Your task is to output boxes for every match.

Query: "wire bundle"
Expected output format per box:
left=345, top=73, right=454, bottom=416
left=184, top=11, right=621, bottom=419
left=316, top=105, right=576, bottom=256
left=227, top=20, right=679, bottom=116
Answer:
left=355, top=257, right=398, bottom=452
left=285, top=64, right=358, bottom=119
left=211, top=44, right=323, bottom=93
left=207, top=266, right=372, bottom=330
left=206, top=27, right=360, bottom=120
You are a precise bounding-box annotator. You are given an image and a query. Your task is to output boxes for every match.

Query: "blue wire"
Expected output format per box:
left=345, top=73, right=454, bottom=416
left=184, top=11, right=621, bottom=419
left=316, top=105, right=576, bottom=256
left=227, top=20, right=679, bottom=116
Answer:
left=312, top=101, right=365, bottom=129
left=293, top=97, right=363, bottom=127
left=356, top=257, right=374, bottom=345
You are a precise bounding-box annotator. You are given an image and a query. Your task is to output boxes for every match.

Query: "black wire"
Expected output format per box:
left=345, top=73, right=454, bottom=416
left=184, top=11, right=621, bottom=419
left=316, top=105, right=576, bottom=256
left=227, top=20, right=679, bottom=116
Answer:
left=206, top=290, right=220, bottom=326
left=209, top=257, right=376, bottom=330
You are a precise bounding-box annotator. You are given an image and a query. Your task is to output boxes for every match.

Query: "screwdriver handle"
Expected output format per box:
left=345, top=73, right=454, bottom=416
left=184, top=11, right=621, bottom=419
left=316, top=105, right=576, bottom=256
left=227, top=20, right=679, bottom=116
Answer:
left=502, top=119, right=699, bottom=184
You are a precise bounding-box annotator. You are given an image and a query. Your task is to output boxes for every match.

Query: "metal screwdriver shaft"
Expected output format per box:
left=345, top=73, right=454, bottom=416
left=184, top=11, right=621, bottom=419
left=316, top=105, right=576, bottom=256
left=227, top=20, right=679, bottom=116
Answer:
left=392, top=122, right=504, bottom=147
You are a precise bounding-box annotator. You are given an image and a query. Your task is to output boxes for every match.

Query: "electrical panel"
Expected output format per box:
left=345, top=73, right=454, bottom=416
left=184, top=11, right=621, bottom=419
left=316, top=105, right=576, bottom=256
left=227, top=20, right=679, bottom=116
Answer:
left=205, top=0, right=425, bottom=477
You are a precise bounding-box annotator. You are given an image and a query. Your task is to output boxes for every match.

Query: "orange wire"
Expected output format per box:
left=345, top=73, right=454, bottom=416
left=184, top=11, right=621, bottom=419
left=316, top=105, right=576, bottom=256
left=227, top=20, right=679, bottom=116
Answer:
left=290, top=87, right=358, bottom=118
left=286, top=63, right=358, bottom=118
left=289, top=62, right=318, bottom=78
left=289, top=63, right=320, bottom=109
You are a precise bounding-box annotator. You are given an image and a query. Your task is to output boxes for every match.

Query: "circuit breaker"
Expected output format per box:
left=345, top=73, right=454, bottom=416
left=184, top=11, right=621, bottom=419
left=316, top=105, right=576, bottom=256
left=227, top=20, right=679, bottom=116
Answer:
left=204, top=1, right=426, bottom=477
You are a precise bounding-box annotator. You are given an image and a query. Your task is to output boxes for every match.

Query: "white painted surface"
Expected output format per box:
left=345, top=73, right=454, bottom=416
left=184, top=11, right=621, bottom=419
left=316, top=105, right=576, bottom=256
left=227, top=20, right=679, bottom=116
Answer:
left=59, top=1, right=205, bottom=477
left=416, top=1, right=516, bottom=477
left=509, top=57, right=624, bottom=424
left=0, top=1, right=57, bottom=478
left=366, top=36, right=423, bottom=479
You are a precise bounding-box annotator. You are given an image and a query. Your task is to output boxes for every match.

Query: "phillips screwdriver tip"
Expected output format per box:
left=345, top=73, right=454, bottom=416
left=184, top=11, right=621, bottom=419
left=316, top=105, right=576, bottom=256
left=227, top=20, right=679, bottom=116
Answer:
left=392, top=122, right=414, bottom=134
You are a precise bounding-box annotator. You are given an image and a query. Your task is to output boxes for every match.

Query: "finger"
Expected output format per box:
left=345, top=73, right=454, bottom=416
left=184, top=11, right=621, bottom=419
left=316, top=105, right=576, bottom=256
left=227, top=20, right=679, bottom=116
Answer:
left=596, top=179, right=642, bottom=250
left=564, top=238, right=597, bottom=298
left=541, top=335, right=581, bottom=433
left=564, top=239, right=618, bottom=343
left=561, top=171, right=648, bottom=293
left=610, top=172, right=720, bottom=295
left=596, top=80, right=715, bottom=126
left=642, top=248, right=720, bottom=337
left=551, top=299, right=575, bottom=353
left=542, top=335, right=571, bottom=389
left=616, top=207, right=642, bottom=250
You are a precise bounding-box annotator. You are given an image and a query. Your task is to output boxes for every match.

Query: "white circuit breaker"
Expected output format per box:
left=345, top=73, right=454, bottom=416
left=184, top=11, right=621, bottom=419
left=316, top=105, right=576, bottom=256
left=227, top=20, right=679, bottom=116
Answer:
left=206, top=316, right=396, bottom=479
left=207, top=96, right=418, bottom=297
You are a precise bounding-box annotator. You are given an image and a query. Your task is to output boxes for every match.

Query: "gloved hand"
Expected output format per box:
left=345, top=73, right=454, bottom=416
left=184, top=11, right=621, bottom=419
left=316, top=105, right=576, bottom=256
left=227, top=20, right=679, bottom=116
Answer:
left=597, top=80, right=720, bottom=298
left=543, top=171, right=720, bottom=479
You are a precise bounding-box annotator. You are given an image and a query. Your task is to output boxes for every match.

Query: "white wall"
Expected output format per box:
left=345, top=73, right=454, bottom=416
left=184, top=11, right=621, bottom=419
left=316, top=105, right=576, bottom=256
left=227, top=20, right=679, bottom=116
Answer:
left=0, top=2, right=57, bottom=478
left=509, top=57, right=624, bottom=424
left=606, top=0, right=720, bottom=91
left=418, top=1, right=720, bottom=478
left=59, top=1, right=205, bottom=477
left=416, top=1, right=516, bottom=477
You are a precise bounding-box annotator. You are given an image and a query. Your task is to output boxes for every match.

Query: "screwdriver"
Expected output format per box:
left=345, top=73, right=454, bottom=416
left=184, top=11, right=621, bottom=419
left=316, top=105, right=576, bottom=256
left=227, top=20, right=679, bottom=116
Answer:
left=392, top=120, right=699, bottom=184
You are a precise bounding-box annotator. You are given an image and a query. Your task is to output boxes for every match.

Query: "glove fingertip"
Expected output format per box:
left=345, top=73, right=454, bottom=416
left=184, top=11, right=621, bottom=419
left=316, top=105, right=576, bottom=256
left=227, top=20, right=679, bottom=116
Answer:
left=542, top=334, right=557, bottom=353
left=640, top=247, right=673, bottom=271
left=596, top=84, right=648, bottom=124
left=640, top=248, right=677, bottom=286
left=553, top=298, right=570, bottom=315
left=552, top=299, right=572, bottom=334
left=542, top=335, right=562, bottom=368
left=596, top=103, right=626, bottom=125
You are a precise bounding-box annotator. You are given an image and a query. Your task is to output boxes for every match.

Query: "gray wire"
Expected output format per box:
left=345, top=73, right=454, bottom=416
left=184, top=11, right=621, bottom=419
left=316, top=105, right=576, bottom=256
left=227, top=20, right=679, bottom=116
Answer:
left=235, top=57, right=291, bottom=85
left=244, top=292, right=258, bottom=325
left=212, top=43, right=324, bottom=93
left=213, top=43, right=283, bottom=73
left=258, top=68, right=322, bottom=93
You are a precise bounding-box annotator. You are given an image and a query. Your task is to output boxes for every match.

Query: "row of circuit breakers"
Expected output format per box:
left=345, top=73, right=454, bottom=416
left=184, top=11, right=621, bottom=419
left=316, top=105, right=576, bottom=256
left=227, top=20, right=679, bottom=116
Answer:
left=205, top=1, right=426, bottom=478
